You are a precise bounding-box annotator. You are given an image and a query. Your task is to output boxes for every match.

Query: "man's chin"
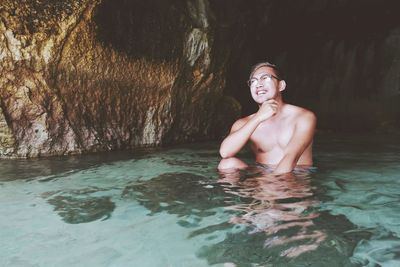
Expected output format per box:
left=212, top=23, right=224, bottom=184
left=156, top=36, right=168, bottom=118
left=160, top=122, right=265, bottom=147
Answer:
left=256, top=97, right=271, bottom=104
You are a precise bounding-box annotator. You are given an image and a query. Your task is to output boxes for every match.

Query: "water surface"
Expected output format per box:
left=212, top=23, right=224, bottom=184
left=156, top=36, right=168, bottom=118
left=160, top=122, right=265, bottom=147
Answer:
left=1, top=133, right=400, bottom=267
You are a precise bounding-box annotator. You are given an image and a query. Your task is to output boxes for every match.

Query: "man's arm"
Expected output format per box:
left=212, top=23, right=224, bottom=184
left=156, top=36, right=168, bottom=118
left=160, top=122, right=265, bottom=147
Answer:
left=219, top=116, right=260, bottom=158
left=219, top=100, right=278, bottom=158
left=273, top=112, right=317, bottom=175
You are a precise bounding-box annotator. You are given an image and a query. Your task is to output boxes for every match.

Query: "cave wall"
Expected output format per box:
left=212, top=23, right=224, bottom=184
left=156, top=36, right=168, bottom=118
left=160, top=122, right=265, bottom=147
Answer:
left=0, top=0, right=240, bottom=157
left=1, top=0, right=399, bottom=158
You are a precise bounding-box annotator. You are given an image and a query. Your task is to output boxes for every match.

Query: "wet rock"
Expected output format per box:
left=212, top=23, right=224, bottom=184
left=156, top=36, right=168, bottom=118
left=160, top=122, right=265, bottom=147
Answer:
left=0, top=0, right=237, bottom=157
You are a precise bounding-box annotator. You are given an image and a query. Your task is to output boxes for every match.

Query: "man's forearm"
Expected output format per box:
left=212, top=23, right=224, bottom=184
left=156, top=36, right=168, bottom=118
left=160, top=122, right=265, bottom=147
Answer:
left=273, top=112, right=316, bottom=175
left=273, top=154, right=298, bottom=175
left=219, top=117, right=261, bottom=158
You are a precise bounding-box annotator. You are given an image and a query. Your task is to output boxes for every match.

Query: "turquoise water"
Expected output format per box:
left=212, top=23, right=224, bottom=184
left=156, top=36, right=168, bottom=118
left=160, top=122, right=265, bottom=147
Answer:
left=0, top=133, right=400, bottom=267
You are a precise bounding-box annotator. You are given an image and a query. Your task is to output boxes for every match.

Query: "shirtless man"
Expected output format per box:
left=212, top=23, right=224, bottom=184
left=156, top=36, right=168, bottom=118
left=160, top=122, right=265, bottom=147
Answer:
left=218, top=62, right=316, bottom=174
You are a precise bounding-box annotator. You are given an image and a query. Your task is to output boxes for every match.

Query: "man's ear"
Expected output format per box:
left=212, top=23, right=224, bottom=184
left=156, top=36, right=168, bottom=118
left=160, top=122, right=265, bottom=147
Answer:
left=279, top=80, right=286, bottom=92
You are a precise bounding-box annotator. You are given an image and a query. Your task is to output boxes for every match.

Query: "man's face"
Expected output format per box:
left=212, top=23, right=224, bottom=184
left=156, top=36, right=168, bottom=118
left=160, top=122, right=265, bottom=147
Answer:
left=249, top=66, right=283, bottom=104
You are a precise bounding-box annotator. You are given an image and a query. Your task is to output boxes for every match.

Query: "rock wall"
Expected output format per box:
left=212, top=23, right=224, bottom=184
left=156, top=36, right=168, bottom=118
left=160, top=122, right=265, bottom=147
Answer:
left=2, top=0, right=399, bottom=158
left=0, top=0, right=240, bottom=157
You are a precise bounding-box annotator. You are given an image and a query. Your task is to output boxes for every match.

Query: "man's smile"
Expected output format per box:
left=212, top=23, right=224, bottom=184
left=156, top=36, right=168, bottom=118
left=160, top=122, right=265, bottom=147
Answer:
left=256, top=89, right=268, bottom=95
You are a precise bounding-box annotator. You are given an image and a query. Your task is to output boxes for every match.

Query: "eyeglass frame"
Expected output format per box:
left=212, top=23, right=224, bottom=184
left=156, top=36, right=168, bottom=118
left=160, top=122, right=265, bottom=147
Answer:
left=247, top=73, right=281, bottom=87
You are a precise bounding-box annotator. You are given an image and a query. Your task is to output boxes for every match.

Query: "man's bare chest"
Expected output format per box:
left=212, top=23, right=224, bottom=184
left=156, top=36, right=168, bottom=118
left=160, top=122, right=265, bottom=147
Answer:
left=250, top=122, right=295, bottom=153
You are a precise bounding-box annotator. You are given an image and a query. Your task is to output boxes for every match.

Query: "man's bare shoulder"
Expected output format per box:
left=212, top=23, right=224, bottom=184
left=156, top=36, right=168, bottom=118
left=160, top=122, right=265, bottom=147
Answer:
left=284, top=104, right=316, bottom=119
left=283, top=104, right=316, bottom=129
left=230, top=114, right=255, bottom=132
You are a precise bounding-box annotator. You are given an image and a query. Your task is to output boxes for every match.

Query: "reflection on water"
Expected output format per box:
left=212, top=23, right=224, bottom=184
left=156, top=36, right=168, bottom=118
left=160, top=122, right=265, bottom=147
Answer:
left=194, top=167, right=365, bottom=267
left=124, top=166, right=363, bottom=266
left=218, top=167, right=325, bottom=258
left=0, top=149, right=157, bottom=182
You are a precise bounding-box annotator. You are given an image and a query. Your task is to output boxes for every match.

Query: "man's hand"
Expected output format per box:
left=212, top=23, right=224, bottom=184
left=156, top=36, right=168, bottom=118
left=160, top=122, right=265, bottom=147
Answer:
left=254, top=100, right=279, bottom=122
left=219, top=101, right=277, bottom=159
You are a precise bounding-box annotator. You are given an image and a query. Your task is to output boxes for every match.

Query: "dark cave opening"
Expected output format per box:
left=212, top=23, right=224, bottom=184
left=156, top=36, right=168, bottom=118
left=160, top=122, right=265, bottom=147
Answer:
left=211, top=0, right=400, bottom=131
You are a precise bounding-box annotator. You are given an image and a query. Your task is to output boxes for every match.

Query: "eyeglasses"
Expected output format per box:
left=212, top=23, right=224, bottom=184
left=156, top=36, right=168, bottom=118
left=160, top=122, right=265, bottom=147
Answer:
left=247, top=73, right=280, bottom=87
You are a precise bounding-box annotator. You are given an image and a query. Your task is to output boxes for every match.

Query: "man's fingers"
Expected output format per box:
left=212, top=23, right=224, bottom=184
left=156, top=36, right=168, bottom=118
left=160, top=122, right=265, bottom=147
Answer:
left=262, top=100, right=278, bottom=107
left=261, top=103, right=278, bottom=112
left=269, top=103, right=278, bottom=109
left=260, top=100, right=279, bottom=116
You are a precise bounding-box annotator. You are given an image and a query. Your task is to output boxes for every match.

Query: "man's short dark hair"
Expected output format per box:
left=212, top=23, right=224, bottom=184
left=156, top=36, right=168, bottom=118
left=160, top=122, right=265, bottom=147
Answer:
left=249, top=62, right=283, bottom=80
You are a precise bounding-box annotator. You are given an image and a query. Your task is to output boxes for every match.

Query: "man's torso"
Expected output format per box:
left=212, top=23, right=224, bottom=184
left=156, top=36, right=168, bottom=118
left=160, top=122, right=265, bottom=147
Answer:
left=246, top=104, right=313, bottom=165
